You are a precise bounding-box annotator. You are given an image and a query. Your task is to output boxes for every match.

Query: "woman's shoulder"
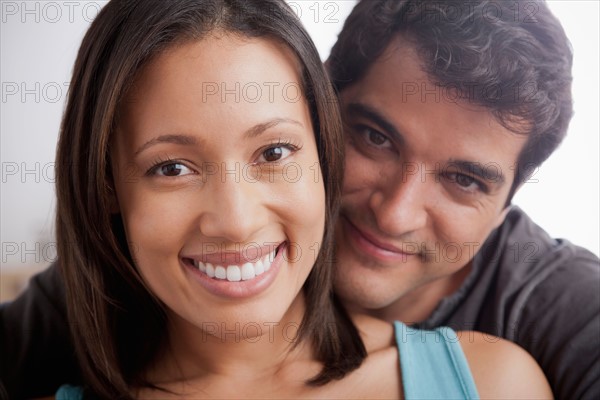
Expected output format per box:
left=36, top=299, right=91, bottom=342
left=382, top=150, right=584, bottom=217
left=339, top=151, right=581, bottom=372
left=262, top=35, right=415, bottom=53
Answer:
left=458, top=331, right=553, bottom=399
left=352, top=319, right=552, bottom=399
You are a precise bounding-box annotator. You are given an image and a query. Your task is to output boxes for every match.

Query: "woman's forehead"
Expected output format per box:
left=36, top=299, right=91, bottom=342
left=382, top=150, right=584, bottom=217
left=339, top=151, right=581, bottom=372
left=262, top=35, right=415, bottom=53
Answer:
left=115, top=35, right=313, bottom=151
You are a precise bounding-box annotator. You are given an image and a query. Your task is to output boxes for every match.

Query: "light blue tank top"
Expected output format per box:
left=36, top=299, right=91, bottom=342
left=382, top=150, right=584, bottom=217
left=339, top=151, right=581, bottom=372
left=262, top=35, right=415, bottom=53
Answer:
left=55, top=384, right=83, bottom=399
left=57, top=322, right=479, bottom=399
left=395, top=320, right=479, bottom=399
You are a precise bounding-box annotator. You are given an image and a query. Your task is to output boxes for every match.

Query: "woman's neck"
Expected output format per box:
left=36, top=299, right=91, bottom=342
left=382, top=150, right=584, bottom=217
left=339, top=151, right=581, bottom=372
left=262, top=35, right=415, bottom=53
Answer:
left=141, top=292, right=318, bottom=395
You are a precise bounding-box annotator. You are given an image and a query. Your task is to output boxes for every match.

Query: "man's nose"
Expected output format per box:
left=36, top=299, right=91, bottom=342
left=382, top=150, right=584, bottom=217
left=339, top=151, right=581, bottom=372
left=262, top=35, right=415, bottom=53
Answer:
left=369, top=166, right=429, bottom=236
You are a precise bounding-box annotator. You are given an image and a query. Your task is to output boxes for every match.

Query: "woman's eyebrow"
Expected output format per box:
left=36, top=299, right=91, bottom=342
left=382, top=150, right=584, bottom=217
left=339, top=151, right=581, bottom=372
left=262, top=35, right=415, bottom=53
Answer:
left=134, top=118, right=304, bottom=156
left=135, top=134, right=199, bottom=156
left=243, top=117, right=304, bottom=139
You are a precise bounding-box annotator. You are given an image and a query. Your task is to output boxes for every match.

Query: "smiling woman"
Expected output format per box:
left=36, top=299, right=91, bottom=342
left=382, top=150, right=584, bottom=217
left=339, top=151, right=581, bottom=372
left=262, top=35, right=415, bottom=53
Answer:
left=52, top=0, right=367, bottom=398
left=111, top=35, right=327, bottom=336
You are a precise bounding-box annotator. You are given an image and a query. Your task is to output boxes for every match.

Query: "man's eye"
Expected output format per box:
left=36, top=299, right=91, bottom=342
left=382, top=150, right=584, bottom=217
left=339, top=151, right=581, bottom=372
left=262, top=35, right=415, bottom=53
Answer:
left=446, top=172, right=486, bottom=193
left=455, top=174, right=475, bottom=187
left=367, top=129, right=388, bottom=146
left=353, top=125, right=391, bottom=149
left=257, top=145, right=294, bottom=163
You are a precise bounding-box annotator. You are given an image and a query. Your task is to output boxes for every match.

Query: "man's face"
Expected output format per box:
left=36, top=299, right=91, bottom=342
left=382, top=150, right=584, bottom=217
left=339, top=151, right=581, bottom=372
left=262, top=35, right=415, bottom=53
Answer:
left=334, top=37, right=528, bottom=321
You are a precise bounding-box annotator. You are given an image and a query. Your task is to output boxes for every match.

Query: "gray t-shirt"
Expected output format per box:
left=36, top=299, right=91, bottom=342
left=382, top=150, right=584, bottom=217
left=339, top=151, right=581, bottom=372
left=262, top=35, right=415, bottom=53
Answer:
left=416, top=206, right=600, bottom=399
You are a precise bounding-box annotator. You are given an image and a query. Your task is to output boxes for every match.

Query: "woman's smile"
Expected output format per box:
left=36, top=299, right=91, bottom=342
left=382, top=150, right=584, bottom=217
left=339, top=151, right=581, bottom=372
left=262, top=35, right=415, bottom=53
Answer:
left=181, top=242, right=288, bottom=298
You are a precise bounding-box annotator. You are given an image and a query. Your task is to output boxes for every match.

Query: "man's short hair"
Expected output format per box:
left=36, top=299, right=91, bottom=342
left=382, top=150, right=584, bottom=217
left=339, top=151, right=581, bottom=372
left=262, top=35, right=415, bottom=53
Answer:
left=328, top=0, right=573, bottom=201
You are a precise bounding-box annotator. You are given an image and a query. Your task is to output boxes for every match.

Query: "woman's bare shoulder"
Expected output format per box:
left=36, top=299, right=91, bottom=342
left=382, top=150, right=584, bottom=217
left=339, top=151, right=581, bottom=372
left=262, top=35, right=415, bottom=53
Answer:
left=458, top=331, right=553, bottom=399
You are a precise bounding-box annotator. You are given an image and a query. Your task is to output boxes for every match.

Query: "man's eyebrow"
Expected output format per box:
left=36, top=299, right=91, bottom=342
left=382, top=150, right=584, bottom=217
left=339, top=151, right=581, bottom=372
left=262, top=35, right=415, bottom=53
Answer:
left=448, top=159, right=506, bottom=185
left=243, top=118, right=304, bottom=139
left=135, top=134, right=199, bottom=156
left=345, top=102, right=403, bottom=143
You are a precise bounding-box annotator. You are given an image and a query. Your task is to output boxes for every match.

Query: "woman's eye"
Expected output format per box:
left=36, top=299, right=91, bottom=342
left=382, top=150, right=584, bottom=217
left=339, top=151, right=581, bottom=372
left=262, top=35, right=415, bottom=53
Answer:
left=151, top=162, right=194, bottom=177
left=258, top=145, right=293, bottom=163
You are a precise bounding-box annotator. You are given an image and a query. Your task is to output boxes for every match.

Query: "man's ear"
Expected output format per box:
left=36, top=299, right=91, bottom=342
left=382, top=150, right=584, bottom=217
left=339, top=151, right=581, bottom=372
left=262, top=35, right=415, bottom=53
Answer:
left=493, top=205, right=512, bottom=230
left=496, top=178, right=524, bottom=228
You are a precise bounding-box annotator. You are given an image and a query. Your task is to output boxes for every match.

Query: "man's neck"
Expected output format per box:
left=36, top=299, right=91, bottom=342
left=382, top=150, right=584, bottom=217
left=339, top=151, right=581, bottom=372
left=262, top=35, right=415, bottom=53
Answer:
left=369, top=262, right=473, bottom=324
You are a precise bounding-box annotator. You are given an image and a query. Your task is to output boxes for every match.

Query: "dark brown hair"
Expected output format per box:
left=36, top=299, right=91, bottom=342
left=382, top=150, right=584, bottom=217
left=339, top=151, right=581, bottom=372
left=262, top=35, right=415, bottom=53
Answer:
left=55, top=0, right=364, bottom=398
left=328, top=0, right=573, bottom=202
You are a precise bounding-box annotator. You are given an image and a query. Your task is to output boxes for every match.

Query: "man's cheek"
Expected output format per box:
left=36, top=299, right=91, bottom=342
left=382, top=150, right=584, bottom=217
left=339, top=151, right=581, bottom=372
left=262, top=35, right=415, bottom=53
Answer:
left=344, top=161, right=381, bottom=192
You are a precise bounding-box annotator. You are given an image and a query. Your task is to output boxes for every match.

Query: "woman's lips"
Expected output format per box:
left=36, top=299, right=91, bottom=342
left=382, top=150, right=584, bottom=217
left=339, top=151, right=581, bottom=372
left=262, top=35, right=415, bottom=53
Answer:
left=182, top=244, right=278, bottom=282
left=342, top=217, right=419, bottom=262
left=186, top=244, right=280, bottom=266
left=181, top=242, right=286, bottom=298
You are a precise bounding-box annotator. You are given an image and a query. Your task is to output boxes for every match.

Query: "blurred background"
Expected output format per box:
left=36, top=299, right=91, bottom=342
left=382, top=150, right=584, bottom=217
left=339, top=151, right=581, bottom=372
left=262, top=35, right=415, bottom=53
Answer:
left=1, top=0, right=598, bottom=301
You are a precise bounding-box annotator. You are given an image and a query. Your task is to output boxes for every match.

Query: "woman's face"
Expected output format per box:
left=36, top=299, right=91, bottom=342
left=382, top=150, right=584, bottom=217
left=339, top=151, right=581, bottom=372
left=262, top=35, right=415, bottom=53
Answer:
left=112, top=34, right=325, bottom=339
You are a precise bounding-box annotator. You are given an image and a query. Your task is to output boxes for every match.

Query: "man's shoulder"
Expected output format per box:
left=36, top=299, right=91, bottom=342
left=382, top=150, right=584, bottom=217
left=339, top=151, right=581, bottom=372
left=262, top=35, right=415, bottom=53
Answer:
left=479, top=206, right=599, bottom=281
left=441, top=208, right=599, bottom=399
left=440, top=205, right=599, bottom=333
left=473, top=206, right=599, bottom=320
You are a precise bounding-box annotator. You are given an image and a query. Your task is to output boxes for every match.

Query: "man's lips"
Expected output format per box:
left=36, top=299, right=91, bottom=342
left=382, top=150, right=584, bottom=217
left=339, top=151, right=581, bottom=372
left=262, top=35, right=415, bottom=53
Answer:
left=342, top=217, right=421, bottom=260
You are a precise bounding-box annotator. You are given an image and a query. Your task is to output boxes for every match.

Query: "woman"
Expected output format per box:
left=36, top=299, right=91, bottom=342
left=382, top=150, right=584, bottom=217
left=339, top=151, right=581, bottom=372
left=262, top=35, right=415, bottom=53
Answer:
left=52, top=0, right=551, bottom=398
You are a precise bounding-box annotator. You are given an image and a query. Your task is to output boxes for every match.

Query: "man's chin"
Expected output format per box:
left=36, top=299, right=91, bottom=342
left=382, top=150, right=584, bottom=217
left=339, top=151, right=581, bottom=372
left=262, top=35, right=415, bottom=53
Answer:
left=334, top=274, right=401, bottom=312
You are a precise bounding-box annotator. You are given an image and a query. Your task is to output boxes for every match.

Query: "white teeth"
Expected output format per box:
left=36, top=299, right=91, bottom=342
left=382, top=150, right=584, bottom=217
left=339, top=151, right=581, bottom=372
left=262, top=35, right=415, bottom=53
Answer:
left=198, top=261, right=206, bottom=273
left=241, top=262, right=255, bottom=280
left=263, top=254, right=272, bottom=272
left=206, top=263, right=215, bottom=278
left=227, top=265, right=241, bottom=282
left=191, top=246, right=280, bottom=281
left=254, top=259, right=265, bottom=276
left=215, top=266, right=227, bottom=279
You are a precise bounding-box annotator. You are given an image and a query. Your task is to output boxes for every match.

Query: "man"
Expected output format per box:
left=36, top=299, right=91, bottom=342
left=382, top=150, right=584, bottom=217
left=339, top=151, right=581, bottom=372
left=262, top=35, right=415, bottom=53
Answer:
left=1, top=0, right=599, bottom=398
left=327, top=0, right=599, bottom=399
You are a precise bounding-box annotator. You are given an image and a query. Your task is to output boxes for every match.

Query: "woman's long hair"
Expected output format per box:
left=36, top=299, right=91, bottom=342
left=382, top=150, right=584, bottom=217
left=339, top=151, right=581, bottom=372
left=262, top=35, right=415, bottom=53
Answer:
left=55, top=0, right=365, bottom=398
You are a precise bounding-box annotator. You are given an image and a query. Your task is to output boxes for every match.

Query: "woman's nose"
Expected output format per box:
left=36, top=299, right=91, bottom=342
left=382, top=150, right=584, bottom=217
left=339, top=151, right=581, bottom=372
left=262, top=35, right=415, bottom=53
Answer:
left=197, top=162, right=266, bottom=243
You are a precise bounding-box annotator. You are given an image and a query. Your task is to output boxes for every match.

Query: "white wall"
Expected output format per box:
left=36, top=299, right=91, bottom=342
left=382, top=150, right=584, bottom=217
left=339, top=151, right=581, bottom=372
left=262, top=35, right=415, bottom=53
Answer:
left=513, top=1, right=599, bottom=256
left=1, top=0, right=597, bottom=272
